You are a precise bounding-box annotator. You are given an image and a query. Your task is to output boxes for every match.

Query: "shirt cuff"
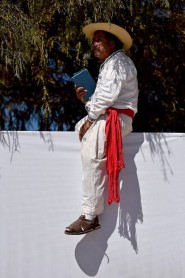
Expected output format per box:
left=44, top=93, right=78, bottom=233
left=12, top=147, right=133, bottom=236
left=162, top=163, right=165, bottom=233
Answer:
left=87, top=115, right=95, bottom=122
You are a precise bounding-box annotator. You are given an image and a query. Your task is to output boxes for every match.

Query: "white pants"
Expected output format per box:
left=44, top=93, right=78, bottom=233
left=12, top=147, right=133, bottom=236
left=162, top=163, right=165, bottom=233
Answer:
left=75, top=113, right=133, bottom=216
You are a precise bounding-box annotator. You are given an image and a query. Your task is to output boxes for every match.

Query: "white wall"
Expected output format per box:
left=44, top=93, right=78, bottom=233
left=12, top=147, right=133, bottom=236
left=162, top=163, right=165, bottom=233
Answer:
left=0, top=132, right=185, bottom=278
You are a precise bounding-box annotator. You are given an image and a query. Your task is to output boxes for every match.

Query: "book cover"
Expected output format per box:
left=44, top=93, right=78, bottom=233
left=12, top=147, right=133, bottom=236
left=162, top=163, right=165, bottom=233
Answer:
left=71, top=68, right=96, bottom=100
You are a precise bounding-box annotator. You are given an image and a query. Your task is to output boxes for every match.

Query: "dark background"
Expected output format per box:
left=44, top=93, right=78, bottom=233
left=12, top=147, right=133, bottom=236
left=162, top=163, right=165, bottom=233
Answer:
left=0, top=0, right=184, bottom=131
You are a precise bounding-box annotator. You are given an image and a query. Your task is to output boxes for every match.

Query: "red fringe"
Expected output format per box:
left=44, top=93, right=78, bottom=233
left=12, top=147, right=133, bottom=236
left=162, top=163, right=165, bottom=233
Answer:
left=105, top=108, right=134, bottom=205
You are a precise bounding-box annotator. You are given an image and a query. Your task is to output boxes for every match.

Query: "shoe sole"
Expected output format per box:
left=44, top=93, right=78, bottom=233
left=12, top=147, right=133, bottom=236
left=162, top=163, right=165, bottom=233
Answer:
left=64, top=224, right=101, bottom=235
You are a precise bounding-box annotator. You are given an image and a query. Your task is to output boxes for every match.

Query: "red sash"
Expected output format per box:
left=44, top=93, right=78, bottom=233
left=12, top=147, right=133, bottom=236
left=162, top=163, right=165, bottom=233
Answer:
left=105, top=108, right=134, bottom=205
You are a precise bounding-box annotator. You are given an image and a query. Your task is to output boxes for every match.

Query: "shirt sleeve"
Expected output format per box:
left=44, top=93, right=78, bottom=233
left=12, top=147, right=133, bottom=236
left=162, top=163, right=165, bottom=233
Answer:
left=86, top=60, right=128, bottom=120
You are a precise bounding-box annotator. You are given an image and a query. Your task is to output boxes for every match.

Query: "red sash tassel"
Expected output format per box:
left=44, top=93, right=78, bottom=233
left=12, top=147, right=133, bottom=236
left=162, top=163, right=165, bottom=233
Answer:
left=105, top=108, right=134, bottom=205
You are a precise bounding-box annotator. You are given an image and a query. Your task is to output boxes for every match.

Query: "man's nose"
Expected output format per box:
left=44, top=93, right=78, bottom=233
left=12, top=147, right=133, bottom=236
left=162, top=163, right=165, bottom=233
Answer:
left=93, top=41, right=98, bottom=47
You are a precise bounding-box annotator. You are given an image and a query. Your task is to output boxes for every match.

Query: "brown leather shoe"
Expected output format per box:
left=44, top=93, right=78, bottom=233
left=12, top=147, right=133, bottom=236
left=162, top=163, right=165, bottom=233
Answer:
left=64, top=215, right=101, bottom=235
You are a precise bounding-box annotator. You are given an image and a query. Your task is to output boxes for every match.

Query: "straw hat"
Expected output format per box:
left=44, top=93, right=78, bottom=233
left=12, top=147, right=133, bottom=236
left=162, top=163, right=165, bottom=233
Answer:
left=83, top=22, right=132, bottom=51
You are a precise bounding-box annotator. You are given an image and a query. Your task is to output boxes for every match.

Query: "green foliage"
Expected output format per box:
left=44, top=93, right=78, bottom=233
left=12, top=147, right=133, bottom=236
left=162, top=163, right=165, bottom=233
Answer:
left=0, top=0, right=184, bottom=131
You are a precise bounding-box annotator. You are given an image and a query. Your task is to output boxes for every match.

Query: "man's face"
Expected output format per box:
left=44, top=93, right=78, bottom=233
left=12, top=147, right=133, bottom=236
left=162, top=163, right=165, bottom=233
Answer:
left=92, top=31, right=115, bottom=62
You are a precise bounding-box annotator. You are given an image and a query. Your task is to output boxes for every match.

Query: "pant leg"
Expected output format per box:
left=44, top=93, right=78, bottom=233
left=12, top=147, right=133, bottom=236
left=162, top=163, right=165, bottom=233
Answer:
left=81, top=113, right=133, bottom=216
left=81, top=115, right=107, bottom=216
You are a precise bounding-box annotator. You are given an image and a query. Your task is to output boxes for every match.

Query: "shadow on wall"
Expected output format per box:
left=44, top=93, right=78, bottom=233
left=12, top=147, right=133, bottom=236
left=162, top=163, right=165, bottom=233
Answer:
left=0, top=131, right=20, bottom=162
left=0, top=131, right=54, bottom=162
left=118, top=133, right=144, bottom=253
left=145, top=133, right=174, bottom=181
left=75, top=132, right=144, bottom=276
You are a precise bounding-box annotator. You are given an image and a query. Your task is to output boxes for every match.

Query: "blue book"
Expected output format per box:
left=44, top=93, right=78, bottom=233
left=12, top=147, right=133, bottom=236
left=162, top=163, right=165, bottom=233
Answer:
left=71, top=68, right=96, bottom=100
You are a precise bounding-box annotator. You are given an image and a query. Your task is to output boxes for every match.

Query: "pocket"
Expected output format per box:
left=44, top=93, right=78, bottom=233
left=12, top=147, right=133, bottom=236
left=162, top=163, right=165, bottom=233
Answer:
left=75, top=115, right=88, bottom=131
left=82, top=118, right=106, bottom=160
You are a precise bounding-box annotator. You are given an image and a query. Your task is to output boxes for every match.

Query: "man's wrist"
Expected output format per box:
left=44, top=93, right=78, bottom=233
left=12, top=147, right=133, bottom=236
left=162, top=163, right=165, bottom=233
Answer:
left=82, top=98, right=88, bottom=104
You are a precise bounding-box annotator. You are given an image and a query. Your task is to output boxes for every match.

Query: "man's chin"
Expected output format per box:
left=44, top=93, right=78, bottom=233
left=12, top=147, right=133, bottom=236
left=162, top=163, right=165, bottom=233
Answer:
left=94, top=52, right=104, bottom=62
left=94, top=50, right=100, bottom=56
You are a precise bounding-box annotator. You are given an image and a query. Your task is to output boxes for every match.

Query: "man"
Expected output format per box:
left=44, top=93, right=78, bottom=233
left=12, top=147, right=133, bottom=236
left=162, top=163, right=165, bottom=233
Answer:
left=65, top=22, right=138, bottom=235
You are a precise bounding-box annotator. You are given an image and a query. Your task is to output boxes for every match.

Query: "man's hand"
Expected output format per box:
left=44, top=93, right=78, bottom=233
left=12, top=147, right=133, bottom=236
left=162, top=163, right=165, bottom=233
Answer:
left=74, top=85, right=88, bottom=103
left=79, top=120, right=93, bottom=141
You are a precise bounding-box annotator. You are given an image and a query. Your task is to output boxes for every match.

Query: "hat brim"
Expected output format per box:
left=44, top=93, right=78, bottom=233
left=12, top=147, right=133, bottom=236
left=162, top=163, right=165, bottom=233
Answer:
left=83, top=22, right=132, bottom=51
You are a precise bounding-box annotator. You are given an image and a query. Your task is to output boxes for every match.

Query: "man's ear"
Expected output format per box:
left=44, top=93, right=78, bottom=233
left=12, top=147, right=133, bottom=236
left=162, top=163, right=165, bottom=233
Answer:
left=110, top=40, right=116, bottom=49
